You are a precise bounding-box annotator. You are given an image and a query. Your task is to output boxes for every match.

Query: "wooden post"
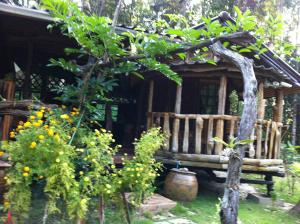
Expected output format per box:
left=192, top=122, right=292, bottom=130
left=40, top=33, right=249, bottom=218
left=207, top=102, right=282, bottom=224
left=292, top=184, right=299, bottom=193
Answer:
left=182, top=117, right=189, bottom=153
left=215, top=75, right=227, bottom=154
left=146, top=80, right=154, bottom=128
left=172, top=84, right=182, bottom=153
left=218, top=76, right=227, bottom=115
left=274, top=89, right=284, bottom=122
left=105, top=104, right=112, bottom=131
left=195, top=116, right=203, bottom=154
left=163, top=113, right=170, bottom=150
left=23, top=42, right=33, bottom=99
left=174, top=84, right=182, bottom=114
left=273, top=89, right=284, bottom=158
left=256, top=82, right=265, bottom=159
left=1, top=79, right=15, bottom=140
left=206, top=117, right=214, bottom=155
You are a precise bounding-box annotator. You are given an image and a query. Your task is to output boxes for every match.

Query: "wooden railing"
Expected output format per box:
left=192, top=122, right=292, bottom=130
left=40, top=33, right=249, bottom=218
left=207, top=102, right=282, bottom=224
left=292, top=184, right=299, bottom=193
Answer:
left=147, top=112, right=283, bottom=159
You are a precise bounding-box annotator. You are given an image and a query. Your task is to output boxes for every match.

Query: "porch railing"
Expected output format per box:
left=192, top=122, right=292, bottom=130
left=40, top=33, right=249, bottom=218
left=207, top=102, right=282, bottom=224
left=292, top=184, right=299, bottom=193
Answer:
left=147, top=112, right=283, bottom=159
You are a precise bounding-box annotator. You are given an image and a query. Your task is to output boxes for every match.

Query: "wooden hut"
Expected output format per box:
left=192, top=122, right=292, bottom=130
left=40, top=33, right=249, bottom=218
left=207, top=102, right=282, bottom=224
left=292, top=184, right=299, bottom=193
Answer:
left=1, top=4, right=300, bottom=194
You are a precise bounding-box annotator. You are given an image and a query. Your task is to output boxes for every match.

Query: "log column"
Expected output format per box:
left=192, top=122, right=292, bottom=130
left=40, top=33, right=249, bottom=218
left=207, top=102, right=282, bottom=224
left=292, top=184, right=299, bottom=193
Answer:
left=23, top=42, right=33, bottom=99
left=274, top=89, right=284, bottom=123
left=1, top=77, right=15, bottom=141
left=172, top=84, right=182, bottom=152
left=215, top=75, right=227, bottom=154
left=256, top=82, right=265, bottom=158
left=146, top=80, right=154, bottom=128
left=273, top=89, right=284, bottom=159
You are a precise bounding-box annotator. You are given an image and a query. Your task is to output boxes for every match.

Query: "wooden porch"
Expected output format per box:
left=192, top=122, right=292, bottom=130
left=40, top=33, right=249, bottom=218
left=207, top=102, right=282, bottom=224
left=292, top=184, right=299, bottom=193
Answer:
left=145, top=74, right=285, bottom=176
left=148, top=112, right=284, bottom=175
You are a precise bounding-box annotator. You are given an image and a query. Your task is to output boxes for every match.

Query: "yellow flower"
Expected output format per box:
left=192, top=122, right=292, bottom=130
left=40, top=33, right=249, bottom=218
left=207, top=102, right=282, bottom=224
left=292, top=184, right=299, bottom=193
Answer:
left=79, top=171, right=84, bottom=175
left=44, top=125, right=49, bottom=129
left=71, top=111, right=76, bottom=116
left=4, top=201, right=10, bottom=208
left=29, top=115, right=36, bottom=120
left=33, top=122, right=41, bottom=127
left=35, top=111, right=43, bottom=118
left=39, top=135, right=45, bottom=140
left=30, top=141, right=37, bottom=149
left=9, top=131, right=15, bottom=138
left=24, top=121, right=31, bottom=128
left=19, top=121, right=24, bottom=125
left=54, top=134, right=60, bottom=142
left=23, top=167, right=30, bottom=172
left=50, top=120, right=57, bottom=125
left=17, top=125, right=23, bottom=130
left=73, top=107, right=79, bottom=112
left=111, top=165, right=116, bottom=169
left=0, top=151, right=4, bottom=157
left=48, top=129, right=54, bottom=136
left=23, top=172, right=29, bottom=177
left=60, top=114, right=70, bottom=120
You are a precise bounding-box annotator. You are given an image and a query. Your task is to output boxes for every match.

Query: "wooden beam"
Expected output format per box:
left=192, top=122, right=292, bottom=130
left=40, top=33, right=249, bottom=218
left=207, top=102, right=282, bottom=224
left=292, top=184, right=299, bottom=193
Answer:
left=215, top=75, right=227, bottom=154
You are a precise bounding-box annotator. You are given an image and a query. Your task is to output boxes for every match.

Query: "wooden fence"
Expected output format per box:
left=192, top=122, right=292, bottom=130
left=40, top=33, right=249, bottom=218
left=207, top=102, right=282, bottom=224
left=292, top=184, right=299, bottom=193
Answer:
left=147, top=112, right=283, bottom=159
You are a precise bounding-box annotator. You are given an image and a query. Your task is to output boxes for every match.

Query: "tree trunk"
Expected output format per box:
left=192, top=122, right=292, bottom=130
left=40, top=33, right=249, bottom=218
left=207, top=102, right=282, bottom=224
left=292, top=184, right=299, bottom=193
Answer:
left=211, top=41, right=257, bottom=224
left=292, top=94, right=297, bottom=145
left=290, top=200, right=300, bottom=214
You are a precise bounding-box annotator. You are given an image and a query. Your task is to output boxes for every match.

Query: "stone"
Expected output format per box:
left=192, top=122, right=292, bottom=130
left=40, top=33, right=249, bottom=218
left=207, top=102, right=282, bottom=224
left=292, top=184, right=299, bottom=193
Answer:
left=246, top=193, right=284, bottom=206
left=127, top=193, right=177, bottom=215
left=155, top=218, right=196, bottom=224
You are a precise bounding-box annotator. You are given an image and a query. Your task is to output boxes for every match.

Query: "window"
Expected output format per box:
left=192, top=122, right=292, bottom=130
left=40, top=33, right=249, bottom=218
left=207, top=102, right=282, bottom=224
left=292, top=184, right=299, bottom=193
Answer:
left=199, top=84, right=218, bottom=114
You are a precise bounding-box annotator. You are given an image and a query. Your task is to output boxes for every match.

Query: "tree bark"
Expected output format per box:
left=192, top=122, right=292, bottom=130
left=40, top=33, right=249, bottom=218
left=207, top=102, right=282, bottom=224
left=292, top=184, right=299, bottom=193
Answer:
left=211, top=41, right=257, bottom=224
left=290, top=200, right=300, bottom=214
left=292, top=94, right=297, bottom=145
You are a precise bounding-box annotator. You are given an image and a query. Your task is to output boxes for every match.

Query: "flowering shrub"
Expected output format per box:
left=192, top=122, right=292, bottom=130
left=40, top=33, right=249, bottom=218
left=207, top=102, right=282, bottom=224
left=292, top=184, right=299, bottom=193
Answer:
left=67, top=129, right=120, bottom=220
left=2, top=107, right=79, bottom=220
left=2, top=106, right=165, bottom=222
left=118, top=128, right=165, bottom=205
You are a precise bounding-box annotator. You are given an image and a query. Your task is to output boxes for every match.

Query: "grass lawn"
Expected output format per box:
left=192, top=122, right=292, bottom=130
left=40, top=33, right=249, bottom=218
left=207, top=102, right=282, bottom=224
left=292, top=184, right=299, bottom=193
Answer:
left=13, top=190, right=299, bottom=224
left=170, top=192, right=300, bottom=224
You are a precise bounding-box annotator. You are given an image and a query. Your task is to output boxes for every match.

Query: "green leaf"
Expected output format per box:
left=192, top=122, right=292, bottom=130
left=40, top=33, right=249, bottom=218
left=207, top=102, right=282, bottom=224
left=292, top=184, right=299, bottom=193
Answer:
left=212, top=137, right=228, bottom=147
left=239, top=48, right=252, bottom=53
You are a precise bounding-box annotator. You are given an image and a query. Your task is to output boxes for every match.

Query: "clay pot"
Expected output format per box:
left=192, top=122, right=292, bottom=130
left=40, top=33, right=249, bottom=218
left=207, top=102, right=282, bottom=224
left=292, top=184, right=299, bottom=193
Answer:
left=164, top=168, right=198, bottom=202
